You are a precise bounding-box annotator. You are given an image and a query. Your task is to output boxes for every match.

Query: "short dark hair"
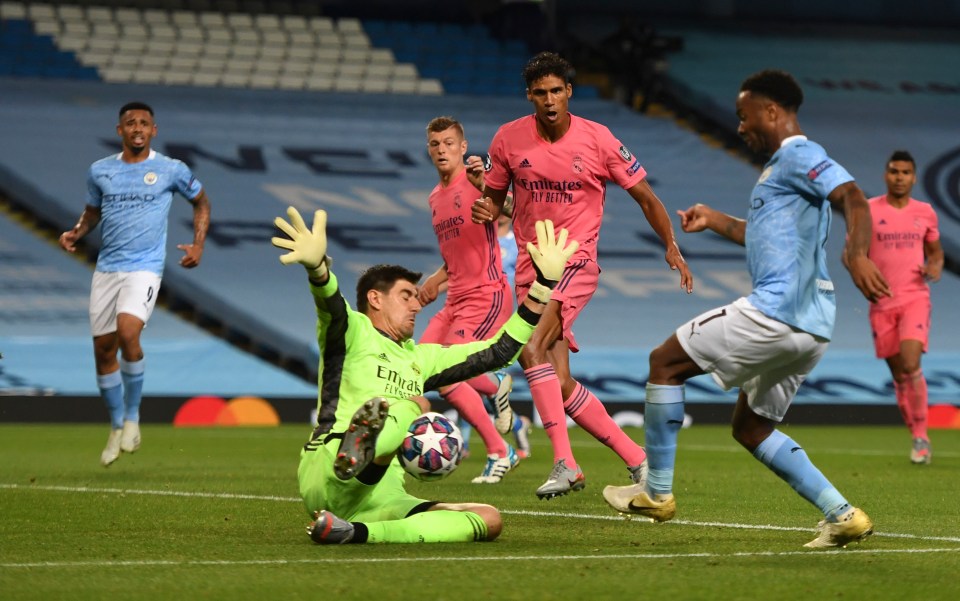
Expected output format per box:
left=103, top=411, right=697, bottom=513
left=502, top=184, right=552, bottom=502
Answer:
left=888, top=150, right=916, bottom=169
left=740, top=70, right=804, bottom=112
left=426, top=116, right=464, bottom=138
left=356, top=264, right=422, bottom=313
left=119, top=101, right=154, bottom=118
left=522, top=51, right=574, bottom=87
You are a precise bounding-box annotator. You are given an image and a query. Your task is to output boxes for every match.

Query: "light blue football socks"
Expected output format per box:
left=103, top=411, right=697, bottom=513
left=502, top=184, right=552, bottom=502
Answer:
left=753, top=429, right=850, bottom=520
left=97, top=370, right=124, bottom=429
left=644, top=383, right=685, bottom=496
left=120, top=357, right=145, bottom=423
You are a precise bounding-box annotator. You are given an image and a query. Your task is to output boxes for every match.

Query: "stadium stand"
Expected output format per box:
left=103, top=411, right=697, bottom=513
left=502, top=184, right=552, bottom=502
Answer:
left=3, top=1, right=960, bottom=407
left=0, top=203, right=315, bottom=398
left=3, top=76, right=960, bottom=405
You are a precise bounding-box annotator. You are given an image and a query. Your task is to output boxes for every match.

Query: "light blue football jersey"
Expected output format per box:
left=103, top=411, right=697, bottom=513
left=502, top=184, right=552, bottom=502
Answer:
left=745, top=136, right=853, bottom=340
left=85, top=150, right=202, bottom=275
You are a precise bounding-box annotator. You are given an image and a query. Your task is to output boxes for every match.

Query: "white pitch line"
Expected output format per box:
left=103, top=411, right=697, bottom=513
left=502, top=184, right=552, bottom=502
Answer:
left=3, top=547, right=960, bottom=569
left=0, top=483, right=300, bottom=502
left=4, top=483, right=960, bottom=544
left=573, top=441, right=960, bottom=459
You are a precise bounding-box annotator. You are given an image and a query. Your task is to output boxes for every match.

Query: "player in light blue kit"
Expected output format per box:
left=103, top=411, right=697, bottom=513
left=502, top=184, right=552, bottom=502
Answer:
left=602, top=70, right=891, bottom=548
left=59, top=101, right=211, bottom=467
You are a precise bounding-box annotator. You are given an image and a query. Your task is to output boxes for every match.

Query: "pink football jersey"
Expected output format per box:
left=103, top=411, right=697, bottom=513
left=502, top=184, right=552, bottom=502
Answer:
left=429, top=169, right=504, bottom=296
left=868, top=196, right=940, bottom=310
left=485, top=114, right=646, bottom=286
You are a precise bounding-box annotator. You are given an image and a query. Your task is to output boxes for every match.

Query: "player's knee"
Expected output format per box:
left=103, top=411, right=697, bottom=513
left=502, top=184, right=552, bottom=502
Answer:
left=520, top=342, right=548, bottom=366
left=901, top=363, right=922, bottom=379
left=731, top=421, right=772, bottom=452
left=473, top=504, right=502, bottom=541
left=648, top=343, right=674, bottom=383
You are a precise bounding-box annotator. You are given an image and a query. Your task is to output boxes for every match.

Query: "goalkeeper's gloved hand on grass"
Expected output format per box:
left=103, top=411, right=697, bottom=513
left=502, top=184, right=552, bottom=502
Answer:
left=271, top=206, right=330, bottom=280
left=526, top=219, right=579, bottom=304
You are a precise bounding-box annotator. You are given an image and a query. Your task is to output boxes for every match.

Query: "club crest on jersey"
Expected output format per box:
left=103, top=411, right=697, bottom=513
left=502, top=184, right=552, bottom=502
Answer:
left=619, top=145, right=633, bottom=162
left=410, top=363, right=422, bottom=376
left=572, top=155, right=583, bottom=173
left=143, top=172, right=158, bottom=185
left=453, top=193, right=462, bottom=209
left=758, top=166, right=773, bottom=184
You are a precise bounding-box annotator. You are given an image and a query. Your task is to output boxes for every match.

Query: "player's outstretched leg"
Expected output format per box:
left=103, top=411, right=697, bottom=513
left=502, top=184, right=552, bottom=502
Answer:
left=334, top=397, right=390, bottom=480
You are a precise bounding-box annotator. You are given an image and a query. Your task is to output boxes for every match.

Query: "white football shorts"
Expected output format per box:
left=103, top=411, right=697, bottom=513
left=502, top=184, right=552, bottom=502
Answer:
left=89, top=271, right=162, bottom=336
left=675, top=297, right=828, bottom=422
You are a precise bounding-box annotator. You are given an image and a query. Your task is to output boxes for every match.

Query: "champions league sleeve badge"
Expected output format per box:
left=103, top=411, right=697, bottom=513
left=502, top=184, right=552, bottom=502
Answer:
left=618, top=145, right=633, bottom=162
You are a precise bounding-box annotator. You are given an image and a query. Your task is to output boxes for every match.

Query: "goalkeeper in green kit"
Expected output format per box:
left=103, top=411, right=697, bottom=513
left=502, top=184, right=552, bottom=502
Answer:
left=271, top=207, right=578, bottom=544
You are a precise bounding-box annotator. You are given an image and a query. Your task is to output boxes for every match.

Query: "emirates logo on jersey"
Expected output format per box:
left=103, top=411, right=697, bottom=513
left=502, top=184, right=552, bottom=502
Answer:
left=143, top=172, right=158, bottom=185
left=572, top=155, right=583, bottom=173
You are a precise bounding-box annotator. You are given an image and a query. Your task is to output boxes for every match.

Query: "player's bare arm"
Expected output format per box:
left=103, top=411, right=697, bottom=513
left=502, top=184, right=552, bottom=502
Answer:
left=178, top=189, right=210, bottom=268
left=471, top=186, right=507, bottom=224
left=677, top=203, right=746, bottom=246
left=418, top=264, right=448, bottom=306
left=922, top=238, right=944, bottom=282
left=628, top=180, right=694, bottom=293
left=59, top=205, right=101, bottom=252
left=828, top=181, right=891, bottom=302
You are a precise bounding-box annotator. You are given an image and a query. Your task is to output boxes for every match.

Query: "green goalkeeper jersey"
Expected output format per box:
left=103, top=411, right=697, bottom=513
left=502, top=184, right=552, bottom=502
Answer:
left=309, top=271, right=536, bottom=436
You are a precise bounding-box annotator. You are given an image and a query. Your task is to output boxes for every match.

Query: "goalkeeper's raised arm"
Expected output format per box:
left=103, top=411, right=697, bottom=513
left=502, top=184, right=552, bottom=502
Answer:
left=270, top=207, right=577, bottom=321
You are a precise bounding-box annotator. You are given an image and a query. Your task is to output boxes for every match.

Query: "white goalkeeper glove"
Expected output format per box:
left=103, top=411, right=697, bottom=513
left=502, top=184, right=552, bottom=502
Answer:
left=526, top=219, right=579, bottom=304
left=271, top=206, right=330, bottom=280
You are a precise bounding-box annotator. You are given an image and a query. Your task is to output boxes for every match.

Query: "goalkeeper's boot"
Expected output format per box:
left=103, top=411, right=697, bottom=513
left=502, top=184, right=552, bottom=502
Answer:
left=535, top=458, right=585, bottom=499
left=804, top=507, right=874, bottom=549
left=334, top=397, right=390, bottom=480
left=910, top=437, right=932, bottom=464
left=100, top=428, right=122, bottom=467
left=120, top=420, right=140, bottom=453
left=471, top=445, right=520, bottom=484
left=307, top=510, right=355, bottom=544
left=492, top=371, right=514, bottom=435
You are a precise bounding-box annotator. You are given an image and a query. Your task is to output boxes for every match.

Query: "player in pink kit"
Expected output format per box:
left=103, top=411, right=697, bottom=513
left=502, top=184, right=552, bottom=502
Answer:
left=472, top=52, right=693, bottom=499
left=864, top=150, right=942, bottom=464
left=418, top=116, right=519, bottom=484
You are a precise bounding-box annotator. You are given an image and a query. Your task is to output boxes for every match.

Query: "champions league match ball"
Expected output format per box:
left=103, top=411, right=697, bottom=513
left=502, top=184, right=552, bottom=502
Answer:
left=398, top=412, right=464, bottom=481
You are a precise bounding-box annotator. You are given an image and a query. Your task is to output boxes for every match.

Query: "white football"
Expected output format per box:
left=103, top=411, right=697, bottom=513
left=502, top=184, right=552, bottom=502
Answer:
left=397, top=412, right=464, bottom=481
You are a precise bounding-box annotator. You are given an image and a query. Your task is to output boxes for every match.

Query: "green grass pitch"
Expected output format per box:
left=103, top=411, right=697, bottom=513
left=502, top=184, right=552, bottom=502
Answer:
left=1, top=423, right=958, bottom=601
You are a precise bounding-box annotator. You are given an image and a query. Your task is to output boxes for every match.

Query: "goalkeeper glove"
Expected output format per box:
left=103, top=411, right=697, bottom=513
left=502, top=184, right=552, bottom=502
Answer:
left=526, top=219, right=579, bottom=304
left=271, top=206, right=330, bottom=280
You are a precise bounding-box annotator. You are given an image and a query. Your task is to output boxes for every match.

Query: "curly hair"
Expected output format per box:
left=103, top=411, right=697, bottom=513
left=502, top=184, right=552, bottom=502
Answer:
left=522, top=51, right=574, bottom=87
left=740, top=70, right=804, bottom=112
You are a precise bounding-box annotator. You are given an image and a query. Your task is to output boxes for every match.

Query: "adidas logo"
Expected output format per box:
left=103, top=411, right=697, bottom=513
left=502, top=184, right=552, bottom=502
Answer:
left=879, top=219, right=887, bottom=225
left=519, top=158, right=532, bottom=168
left=454, top=329, right=465, bottom=338
left=377, top=353, right=389, bottom=362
